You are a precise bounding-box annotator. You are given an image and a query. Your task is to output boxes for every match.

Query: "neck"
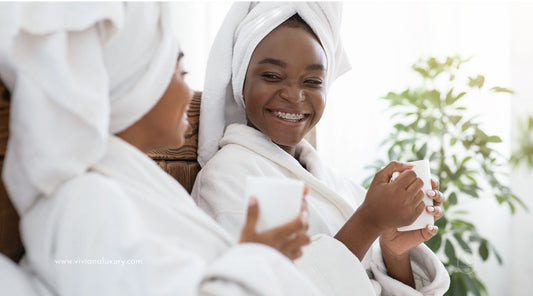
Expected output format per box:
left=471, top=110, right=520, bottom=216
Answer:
left=278, top=144, right=297, bottom=157
left=116, top=129, right=153, bottom=154
left=246, top=121, right=297, bottom=157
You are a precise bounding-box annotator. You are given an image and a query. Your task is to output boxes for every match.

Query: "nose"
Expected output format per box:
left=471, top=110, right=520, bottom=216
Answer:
left=279, top=82, right=304, bottom=103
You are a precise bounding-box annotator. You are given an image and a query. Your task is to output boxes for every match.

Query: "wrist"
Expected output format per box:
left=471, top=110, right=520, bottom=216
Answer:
left=379, top=236, right=410, bottom=260
left=354, top=205, right=386, bottom=236
left=334, top=208, right=383, bottom=261
left=380, top=243, right=415, bottom=288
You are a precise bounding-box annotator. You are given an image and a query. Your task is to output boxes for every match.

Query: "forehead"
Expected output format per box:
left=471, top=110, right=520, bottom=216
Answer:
left=250, top=26, right=326, bottom=66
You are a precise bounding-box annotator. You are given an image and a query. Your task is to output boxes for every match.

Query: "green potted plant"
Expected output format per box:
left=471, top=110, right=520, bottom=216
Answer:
left=364, top=56, right=527, bottom=295
left=511, top=115, right=533, bottom=168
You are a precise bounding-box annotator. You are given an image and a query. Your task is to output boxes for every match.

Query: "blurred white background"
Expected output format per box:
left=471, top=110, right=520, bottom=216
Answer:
left=173, top=1, right=533, bottom=295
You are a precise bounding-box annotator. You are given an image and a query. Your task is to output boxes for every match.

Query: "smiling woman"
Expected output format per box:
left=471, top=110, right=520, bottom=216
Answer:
left=192, top=2, right=450, bottom=295
left=243, top=16, right=327, bottom=156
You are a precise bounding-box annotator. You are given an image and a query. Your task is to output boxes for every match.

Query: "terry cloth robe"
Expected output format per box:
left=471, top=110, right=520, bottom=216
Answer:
left=192, top=124, right=451, bottom=296
left=17, top=135, right=322, bottom=296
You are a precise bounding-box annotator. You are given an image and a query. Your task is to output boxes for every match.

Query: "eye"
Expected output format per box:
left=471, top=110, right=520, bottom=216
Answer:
left=262, top=72, right=282, bottom=81
left=304, top=79, right=323, bottom=86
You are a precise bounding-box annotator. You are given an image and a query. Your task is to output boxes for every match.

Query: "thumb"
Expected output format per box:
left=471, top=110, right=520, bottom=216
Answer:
left=244, top=196, right=259, bottom=232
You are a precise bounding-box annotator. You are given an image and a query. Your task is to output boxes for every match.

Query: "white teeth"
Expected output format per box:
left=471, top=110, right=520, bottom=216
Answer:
left=272, top=111, right=305, bottom=122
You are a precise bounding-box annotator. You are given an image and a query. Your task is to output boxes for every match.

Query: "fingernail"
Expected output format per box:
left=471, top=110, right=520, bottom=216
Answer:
left=427, top=190, right=436, bottom=197
left=428, top=225, right=435, bottom=231
left=249, top=196, right=257, bottom=206
left=434, top=226, right=439, bottom=231
left=427, top=206, right=435, bottom=212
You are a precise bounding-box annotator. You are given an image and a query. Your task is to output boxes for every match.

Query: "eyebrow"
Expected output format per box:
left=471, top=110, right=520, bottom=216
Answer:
left=306, top=64, right=325, bottom=71
left=258, top=58, right=286, bottom=68
left=258, top=58, right=325, bottom=72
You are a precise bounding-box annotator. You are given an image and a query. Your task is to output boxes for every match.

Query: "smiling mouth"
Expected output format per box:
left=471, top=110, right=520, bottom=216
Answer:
left=270, top=110, right=308, bottom=122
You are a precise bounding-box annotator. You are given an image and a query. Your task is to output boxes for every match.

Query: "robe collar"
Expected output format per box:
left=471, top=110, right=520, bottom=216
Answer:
left=220, top=124, right=355, bottom=220
left=91, top=135, right=236, bottom=245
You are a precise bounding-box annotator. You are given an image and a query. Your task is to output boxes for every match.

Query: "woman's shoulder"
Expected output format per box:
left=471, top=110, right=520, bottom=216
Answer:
left=203, top=143, right=265, bottom=172
left=53, top=172, right=130, bottom=212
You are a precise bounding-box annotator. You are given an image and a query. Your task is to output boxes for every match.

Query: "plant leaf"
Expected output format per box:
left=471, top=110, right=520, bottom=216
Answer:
left=479, top=240, right=489, bottom=261
left=490, top=86, right=515, bottom=94
left=460, top=273, right=481, bottom=296
left=445, top=239, right=457, bottom=264
left=453, top=233, right=473, bottom=254
left=425, top=232, right=442, bottom=252
left=487, top=135, right=502, bottom=143
left=468, top=75, right=485, bottom=88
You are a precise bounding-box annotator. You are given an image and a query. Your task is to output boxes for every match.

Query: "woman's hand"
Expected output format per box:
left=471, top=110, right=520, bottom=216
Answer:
left=334, top=161, right=425, bottom=261
left=359, top=161, right=426, bottom=233
left=239, top=190, right=311, bottom=261
left=378, top=177, right=445, bottom=287
left=380, top=177, right=445, bottom=257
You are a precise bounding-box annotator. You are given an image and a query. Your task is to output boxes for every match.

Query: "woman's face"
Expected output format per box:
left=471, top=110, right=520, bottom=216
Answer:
left=121, top=54, right=193, bottom=152
left=148, top=55, right=193, bottom=149
left=243, top=25, right=327, bottom=154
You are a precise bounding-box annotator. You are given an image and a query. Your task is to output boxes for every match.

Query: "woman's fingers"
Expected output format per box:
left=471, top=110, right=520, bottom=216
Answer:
left=303, top=185, right=309, bottom=197
left=281, top=231, right=311, bottom=250
left=393, top=169, right=418, bottom=189
left=239, top=197, right=260, bottom=243
left=427, top=189, right=445, bottom=205
left=376, top=161, right=414, bottom=184
left=427, top=205, right=444, bottom=221
left=243, top=196, right=259, bottom=231
left=430, top=176, right=440, bottom=190
left=419, top=224, right=439, bottom=241
left=280, top=230, right=310, bottom=260
left=271, top=215, right=306, bottom=238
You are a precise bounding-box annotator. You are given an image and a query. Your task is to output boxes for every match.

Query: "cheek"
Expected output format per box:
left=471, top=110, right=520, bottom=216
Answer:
left=311, top=94, right=326, bottom=115
left=244, top=85, right=269, bottom=111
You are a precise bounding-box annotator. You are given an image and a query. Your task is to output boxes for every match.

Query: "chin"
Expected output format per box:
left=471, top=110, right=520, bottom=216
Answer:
left=272, top=136, right=302, bottom=148
left=171, top=139, right=185, bottom=149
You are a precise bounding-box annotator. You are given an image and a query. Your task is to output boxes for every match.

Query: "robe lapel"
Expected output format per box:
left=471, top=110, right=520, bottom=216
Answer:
left=91, top=136, right=235, bottom=246
left=221, top=124, right=355, bottom=221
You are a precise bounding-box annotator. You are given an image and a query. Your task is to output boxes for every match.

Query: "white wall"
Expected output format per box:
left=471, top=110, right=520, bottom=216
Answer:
left=170, top=2, right=232, bottom=91
left=508, top=3, right=533, bottom=295
left=174, top=2, right=533, bottom=294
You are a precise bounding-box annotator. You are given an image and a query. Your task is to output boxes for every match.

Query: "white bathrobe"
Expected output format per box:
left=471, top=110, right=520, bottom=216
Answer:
left=192, top=124, right=451, bottom=296
left=16, top=135, right=321, bottom=296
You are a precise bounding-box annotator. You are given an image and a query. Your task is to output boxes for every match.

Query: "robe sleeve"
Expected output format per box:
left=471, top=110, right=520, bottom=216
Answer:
left=192, top=161, right=250, bottom=238
left=20, top=173, right=320, bottom=296
left=0, top=254, right=46, bottom=296
left=365, top=242, right=450, bottom=296
left=346, top=181, right=450, bottom=295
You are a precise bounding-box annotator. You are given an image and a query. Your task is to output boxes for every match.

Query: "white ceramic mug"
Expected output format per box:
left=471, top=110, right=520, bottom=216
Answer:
left=244, top=176, right=304, bottom=233
left=391, top=160, right=435, bottom=231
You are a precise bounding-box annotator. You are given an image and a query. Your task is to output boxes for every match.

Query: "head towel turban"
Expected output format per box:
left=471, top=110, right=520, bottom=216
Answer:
left=0, top=2, right=178, bottom=215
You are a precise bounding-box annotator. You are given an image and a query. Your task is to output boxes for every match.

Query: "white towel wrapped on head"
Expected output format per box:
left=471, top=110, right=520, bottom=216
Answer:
left=0, top=2, right=178, bottom=215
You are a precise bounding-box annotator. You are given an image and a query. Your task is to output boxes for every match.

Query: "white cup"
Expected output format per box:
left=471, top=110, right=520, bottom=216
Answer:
left=244, top=176, right=304, bottom=233
left=391, top=160, right=435, bottom=231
